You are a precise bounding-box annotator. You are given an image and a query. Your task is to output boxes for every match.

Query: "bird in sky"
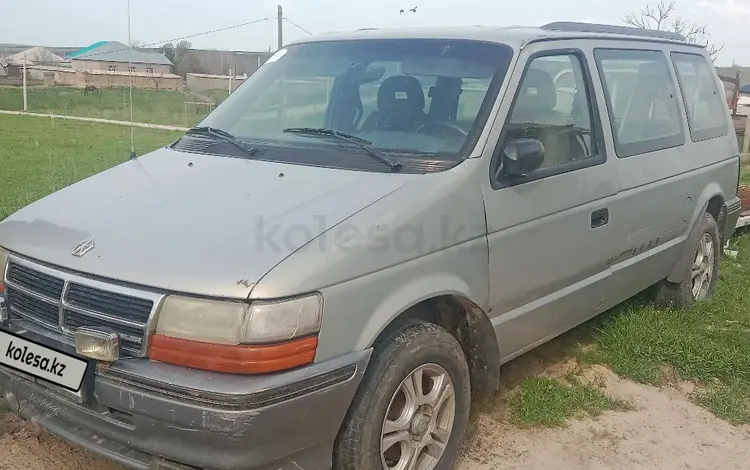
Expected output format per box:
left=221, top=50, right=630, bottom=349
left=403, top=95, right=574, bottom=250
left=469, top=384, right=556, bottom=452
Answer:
left=400, top=6, right=418, bottom=14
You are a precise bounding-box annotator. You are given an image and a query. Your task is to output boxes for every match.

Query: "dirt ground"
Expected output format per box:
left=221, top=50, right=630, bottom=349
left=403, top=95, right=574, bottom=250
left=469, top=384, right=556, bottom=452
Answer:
left=1, top=345, right=748, bottom=470
left=459, top=365, right=750, bottom=470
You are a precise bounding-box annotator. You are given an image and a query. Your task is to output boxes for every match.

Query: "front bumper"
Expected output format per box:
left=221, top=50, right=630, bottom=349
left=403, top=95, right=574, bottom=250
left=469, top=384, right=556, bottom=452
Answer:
left=0, top=321, right=369, bottom=470
left=725, top=196, right=742, bottom=241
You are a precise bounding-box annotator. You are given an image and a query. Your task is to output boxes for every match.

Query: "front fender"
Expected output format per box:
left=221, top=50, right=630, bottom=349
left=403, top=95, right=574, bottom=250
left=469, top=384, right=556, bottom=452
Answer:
left=313, top=237, right=490, bottom=363
left=355, top=273, right=478, bottom=350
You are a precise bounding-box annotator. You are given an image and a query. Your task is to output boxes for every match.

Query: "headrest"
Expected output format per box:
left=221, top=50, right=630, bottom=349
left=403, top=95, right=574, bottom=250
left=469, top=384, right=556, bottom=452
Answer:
left=516, top=69, right=557, bottom=112
left=377, top=75, right=426, bottom=113
left=638, top=61, right=663, bottom=76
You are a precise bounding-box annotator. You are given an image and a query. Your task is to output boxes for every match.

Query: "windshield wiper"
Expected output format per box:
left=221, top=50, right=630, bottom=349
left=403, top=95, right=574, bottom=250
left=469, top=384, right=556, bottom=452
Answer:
left=282, top=127, right=402, bottom=172
left=183, top=126, right=260, bottom=159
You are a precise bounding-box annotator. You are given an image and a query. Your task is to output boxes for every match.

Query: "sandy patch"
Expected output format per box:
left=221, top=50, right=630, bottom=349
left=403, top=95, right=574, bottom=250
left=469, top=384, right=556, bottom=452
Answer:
left=459, top=366, right=750, bottom=470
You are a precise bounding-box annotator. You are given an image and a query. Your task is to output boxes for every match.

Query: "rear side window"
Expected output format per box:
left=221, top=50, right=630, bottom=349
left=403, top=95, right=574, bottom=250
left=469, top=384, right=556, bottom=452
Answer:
left=671, top=52, right=729, bottom=142
left=595, top=49, right=685, bottom=158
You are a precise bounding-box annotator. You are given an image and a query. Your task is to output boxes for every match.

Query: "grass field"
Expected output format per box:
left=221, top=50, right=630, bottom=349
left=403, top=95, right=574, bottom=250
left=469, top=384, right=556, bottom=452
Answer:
left=0, top=86, right=211, bottom=127
left=0, top=115, right=180, bottom=220
left=2, top=113, right=750, bottom=428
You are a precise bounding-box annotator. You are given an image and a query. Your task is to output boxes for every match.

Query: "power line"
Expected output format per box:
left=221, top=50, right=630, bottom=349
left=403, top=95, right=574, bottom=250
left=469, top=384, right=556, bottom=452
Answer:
left=145, top=17, right=273, bottom=48
left=70, top=17, right=273, bottom=60
left=283, top=18, right=314, bottom=36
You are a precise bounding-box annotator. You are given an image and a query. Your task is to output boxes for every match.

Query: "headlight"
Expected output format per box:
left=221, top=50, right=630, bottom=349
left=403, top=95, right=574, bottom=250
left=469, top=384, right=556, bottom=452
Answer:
left=155, top=296, right=249, bottom=344
left=149, top=293, right=322, bottom=374
left=242, top=295, right=323, bottom=343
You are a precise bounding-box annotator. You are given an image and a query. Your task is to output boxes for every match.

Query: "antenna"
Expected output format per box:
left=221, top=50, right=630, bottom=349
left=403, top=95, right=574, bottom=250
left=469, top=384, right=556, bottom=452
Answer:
left=127, top=0, right=136, bottom=159
left=277, top=5, right=284, bottom=50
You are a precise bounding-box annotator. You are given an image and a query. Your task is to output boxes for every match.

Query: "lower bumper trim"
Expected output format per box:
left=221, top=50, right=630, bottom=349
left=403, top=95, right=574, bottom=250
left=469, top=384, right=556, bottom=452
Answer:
left=99, top=363, right=357, bottom=410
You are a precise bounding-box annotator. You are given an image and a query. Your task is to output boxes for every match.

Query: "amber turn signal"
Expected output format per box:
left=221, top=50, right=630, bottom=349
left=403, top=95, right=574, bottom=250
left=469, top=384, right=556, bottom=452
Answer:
left=149, top=334, right=318, bottom=374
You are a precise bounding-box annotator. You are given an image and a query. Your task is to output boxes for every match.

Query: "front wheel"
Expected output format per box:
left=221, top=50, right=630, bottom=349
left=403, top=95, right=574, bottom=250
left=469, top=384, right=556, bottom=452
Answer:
left=656, top=212, right=721, bottom=308
left=334, top=321, right=471, bottom=470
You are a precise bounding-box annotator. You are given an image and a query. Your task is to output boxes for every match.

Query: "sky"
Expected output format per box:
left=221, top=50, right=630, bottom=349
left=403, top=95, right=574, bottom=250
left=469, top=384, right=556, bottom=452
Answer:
left=2, top=0, right=750, bottom=65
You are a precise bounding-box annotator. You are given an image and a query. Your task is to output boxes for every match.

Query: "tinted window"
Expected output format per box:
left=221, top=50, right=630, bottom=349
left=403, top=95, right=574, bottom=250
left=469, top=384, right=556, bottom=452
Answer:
left=504, top=53, right=597, bottom=170
left=672, top=52, right=729, bottom=142
left=595, top=49, right=685, bottom=158
left=200, top=39, right=513, bottom=172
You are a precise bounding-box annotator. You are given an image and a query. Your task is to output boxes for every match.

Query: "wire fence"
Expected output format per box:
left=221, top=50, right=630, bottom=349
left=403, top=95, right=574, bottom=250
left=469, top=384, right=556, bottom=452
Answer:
left=0, top=58, right=264, bottom=127
left=0, top=15, right=315, bottom=127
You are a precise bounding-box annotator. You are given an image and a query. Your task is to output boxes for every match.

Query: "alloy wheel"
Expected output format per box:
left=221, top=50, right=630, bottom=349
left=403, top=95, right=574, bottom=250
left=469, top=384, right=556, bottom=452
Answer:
left=691, top=232, right=715, bottom=301
left=380, top=363, right=456, bottom=470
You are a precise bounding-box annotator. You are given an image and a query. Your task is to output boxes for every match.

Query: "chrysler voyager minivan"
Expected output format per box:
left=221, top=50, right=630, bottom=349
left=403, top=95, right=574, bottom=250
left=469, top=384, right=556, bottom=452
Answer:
left=0, top=22, right=741, bottom=470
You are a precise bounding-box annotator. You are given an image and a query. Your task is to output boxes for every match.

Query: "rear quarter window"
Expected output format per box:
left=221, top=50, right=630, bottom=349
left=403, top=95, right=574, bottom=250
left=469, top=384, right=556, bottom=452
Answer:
left=671, top=52, right=729, bottom=142
left=594, top=49, right=685, bottom=158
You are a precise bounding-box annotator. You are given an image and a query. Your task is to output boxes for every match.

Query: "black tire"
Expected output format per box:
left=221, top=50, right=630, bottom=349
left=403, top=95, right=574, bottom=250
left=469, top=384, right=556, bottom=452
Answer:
left=333, top=321, right=471, bottom=470
left=656, top=212, right=721, bottom=309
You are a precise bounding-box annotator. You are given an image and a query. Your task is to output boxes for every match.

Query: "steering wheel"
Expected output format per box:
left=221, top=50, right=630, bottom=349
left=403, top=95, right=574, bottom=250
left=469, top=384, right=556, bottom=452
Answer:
left=416, top=121, right=468, bottom=138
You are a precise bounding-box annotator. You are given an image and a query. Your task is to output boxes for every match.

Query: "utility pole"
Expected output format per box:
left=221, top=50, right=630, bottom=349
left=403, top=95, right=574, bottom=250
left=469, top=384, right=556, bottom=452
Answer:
left=277, top=5, right=283, bottom=50
left=127, top=0, right=135, bottom=158
left=22, top=53, right=27, bottom=111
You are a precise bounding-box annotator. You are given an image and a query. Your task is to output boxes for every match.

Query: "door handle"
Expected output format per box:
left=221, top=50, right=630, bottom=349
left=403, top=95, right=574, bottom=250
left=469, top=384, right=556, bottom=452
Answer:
left=591, top=208, right=609, bottom=228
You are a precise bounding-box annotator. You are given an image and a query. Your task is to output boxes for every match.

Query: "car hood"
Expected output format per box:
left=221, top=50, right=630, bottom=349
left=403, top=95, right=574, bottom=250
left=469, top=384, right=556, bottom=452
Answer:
left=0, top=148, right=418, bottom=298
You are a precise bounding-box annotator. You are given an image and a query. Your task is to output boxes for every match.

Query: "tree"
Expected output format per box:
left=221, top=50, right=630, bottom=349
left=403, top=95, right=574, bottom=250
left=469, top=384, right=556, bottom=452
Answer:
left=161, top=40, right=206, bottom=76
left=624, top=0, right=723, bottom=60
left=160, top=43, right=176, bottom=64
left=175, top=40, right=192, bottom=62
left=150, top=72, right=163, bottom=90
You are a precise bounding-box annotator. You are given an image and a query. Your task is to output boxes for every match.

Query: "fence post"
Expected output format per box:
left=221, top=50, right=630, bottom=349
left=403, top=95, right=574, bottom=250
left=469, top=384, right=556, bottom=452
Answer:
left=22, top=53, right=27, bottom=111
left=744, top=116, right=750, bottom=155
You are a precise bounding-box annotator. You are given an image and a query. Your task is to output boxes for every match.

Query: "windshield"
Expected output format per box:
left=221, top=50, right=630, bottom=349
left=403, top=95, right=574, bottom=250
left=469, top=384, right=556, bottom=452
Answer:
left=198, top=39, right=513, bottom=172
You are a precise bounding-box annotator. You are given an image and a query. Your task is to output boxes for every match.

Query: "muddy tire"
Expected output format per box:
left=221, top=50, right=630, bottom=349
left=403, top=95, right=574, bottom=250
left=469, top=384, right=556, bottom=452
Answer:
left=333, top=321, right=470, bottom=470
left=656, top=212, right=720, bottom=309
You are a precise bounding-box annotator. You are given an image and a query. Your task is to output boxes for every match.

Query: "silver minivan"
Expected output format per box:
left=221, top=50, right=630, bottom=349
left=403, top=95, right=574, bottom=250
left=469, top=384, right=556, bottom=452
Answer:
left=0, top=22, right=741, bottom=470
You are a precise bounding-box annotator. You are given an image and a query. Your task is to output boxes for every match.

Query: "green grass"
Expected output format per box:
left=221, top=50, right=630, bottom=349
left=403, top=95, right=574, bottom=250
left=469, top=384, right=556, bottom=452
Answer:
left=509, top=376, right=628, bottom=427
left=0, top=86, right=209, bottom=127
left=0, top=114, right=181, bottom=220
left=740, top=164, right=750, bottom=185
left=693, top=380, right=750, bottom=425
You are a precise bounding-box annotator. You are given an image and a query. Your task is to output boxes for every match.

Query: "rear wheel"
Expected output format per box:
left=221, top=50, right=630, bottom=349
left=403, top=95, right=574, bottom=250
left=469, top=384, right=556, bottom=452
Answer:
left=334, top=321, right=470, bottom=470
left=656, top=212, right=720, bottom=308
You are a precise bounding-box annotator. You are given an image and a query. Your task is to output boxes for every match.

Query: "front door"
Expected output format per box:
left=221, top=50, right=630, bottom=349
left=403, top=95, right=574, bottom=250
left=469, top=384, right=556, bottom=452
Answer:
left=481, top=42, right=619, bottom=362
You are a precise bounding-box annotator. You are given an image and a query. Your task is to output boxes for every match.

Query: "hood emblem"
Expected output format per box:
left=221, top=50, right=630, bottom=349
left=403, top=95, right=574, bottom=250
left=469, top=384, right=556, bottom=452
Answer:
left=72, top=238, right=95, bottom=257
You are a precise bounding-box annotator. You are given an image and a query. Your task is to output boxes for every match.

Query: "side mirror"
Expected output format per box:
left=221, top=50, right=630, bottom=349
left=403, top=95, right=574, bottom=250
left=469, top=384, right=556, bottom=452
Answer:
left=502, top=138, right=545, bottom=177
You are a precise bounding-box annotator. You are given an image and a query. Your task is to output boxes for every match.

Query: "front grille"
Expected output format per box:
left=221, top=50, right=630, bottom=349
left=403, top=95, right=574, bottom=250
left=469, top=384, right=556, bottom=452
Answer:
left=5, top=287, right=59, bottom=326
left=63, top=310, right=145, bottom=353
left=3, top=260, right=161, bottom=357
left=7, top=263, right=64, bottom=299
left=67, top=284, right=153, bottom=323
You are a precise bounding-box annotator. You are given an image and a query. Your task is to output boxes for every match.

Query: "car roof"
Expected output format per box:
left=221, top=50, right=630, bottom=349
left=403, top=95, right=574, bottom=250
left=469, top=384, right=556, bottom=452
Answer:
left=288, top=22, right=702, bottom=51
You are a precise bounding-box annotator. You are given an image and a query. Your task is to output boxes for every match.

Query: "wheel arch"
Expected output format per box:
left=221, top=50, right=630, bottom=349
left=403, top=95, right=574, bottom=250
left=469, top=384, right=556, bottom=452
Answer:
left=365, top=294, right=500, bottom=392
left=666, top=185, right=725, bottom=284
